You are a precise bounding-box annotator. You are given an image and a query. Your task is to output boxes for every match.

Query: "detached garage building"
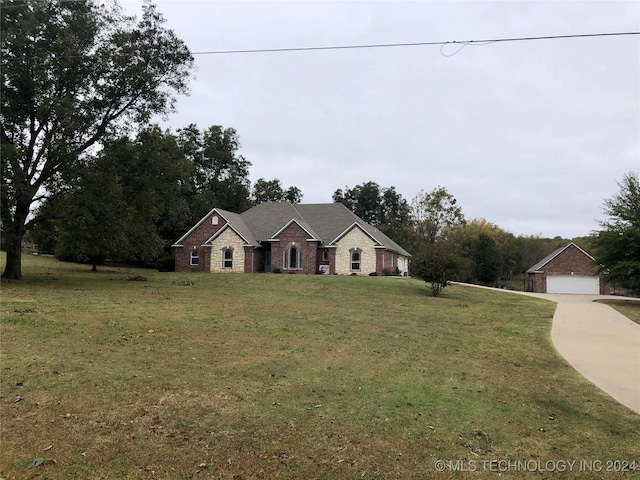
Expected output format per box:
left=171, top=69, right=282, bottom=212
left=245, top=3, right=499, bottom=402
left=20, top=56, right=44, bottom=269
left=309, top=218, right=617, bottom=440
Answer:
left=526, top=242, right=606, bottom=295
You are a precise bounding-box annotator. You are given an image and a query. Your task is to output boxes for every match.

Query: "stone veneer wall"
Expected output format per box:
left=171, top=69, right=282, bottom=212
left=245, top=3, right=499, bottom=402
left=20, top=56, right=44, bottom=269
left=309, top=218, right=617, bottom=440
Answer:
left=209, top=227, right=246, bottom=273
left=335, top=227, right=376, bottom=275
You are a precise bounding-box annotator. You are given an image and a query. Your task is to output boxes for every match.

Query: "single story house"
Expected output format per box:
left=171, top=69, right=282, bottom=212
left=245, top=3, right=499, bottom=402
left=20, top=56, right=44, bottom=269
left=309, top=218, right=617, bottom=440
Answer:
left=525, top=242, right=607, bottom=294
left=173, top=202, right=411, bottom=275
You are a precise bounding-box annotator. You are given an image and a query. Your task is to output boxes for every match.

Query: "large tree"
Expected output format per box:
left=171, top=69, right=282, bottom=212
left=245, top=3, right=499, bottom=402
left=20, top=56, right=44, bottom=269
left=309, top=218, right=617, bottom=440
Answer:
left=333, top=182, right=382, bottom=225
left=1, top=0, right=194, bottom=279
left=35, top=126, right=191, bottom=269
left=592, top=171, right=640, bottom=290
left=251, top=178, right=303, bottom=205
left=55, top=163, right=135, bottom=271
left=333, top=182, right=413, bottom=248
left=411, top=186, right=465, bottom=247
left=472, top=233, right=503, bottom=285
left=176, top=124, right=252, bottom=219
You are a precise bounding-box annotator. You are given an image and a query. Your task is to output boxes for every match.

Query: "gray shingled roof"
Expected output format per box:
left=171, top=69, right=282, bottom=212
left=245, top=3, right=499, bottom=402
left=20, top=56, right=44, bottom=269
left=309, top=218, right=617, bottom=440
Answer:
left=213, top=209, right=257, bottom=246
left=174, top=203, right=412, bottom=255
left=237, top=202, right=411, bottom=256
left=239, top=202, right=305, bottom=240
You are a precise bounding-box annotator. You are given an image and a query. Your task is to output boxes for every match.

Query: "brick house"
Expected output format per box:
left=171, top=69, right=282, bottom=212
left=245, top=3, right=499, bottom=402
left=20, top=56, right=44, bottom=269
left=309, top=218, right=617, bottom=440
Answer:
left=525, top=242, right=607, bottom=294
left=173, top=202, right=411, bottom=275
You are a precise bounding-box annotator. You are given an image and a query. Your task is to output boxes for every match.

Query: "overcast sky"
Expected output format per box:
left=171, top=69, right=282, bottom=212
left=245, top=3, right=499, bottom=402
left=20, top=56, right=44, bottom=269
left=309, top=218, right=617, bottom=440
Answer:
left=124, top=0, right=639, bottom=239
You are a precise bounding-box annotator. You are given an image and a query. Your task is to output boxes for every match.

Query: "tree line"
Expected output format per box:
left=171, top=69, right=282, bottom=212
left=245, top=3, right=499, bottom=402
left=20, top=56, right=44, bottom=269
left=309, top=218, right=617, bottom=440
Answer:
left=2, top=0, right=637, bottom=288
left=404, top=173, right=640, bottom=296
left=29, top=125, right=303, bottom=270
left=0, top=0, right=300, bottom=278
left=332, top=181, right=599, bottom=291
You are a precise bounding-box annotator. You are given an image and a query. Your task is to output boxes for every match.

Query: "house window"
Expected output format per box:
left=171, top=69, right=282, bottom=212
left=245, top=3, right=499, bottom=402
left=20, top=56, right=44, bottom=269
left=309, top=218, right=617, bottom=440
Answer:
left=322, top=249, right=329, bottom=262
left=190, top=249, right=199, bottom=265
left=283, top=245, right=303, bottom=270
left=212, top=215, right=219, bottom=225
left=351, top=250, right=361, bottom=271
left=223, top=248, right=233, bottom=269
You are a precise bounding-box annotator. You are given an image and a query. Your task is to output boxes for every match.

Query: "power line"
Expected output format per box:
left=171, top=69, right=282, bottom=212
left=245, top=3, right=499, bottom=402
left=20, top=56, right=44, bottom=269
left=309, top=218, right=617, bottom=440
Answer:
left=6, top=30, right=639, bottom=61
left=191, top=32, right=640, bottom=56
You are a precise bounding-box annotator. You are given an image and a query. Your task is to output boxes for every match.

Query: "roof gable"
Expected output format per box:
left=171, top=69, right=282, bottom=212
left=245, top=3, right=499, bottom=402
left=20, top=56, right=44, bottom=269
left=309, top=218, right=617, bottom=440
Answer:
left=331, top=222, right=382, bottom=246
left=526, top=242, right=595, bottom=273
left=175, top=202, right=412, bottom=256
left=239, top=202, right=303, bottom=241
left=270, top=218, right=320, bottom=240
left=172, top=208, right=256, bottom=247
left=172, top=207, right=222, bottom=246
left=294, top=203, right=411, bottom=256
left=203, top=223, right=252, bottom=246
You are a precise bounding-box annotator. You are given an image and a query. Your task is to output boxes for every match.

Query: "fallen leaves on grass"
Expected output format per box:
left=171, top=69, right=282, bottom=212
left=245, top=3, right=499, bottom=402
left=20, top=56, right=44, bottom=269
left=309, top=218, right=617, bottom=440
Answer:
left=127, top=275, right=148, bottom=282
left=25, top=457, right=44, bottom=468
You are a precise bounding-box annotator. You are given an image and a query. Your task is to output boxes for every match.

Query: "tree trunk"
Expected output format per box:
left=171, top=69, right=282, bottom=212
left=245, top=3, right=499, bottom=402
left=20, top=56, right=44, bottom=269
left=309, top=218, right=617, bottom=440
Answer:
left=2, top=198, right=31, bottom=280
left=92, top=257, right=98, bottom=272
left=2, top=237, right=23, bottom=280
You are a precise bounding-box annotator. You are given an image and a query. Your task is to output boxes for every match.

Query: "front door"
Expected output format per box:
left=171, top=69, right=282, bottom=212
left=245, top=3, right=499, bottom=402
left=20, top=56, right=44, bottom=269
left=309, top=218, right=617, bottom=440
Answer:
left=265, top=244, right=272, bottom=272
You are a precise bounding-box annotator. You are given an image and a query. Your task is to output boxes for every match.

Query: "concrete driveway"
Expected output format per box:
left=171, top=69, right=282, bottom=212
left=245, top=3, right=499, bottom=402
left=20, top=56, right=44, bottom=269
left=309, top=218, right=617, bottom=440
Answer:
left=535, top=293, right=640, bottom=415
left=455, top=284, right=640, bottom=414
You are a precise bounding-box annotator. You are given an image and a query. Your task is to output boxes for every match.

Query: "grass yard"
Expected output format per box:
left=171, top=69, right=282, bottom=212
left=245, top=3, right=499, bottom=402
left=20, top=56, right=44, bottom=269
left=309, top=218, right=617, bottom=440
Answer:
left=1, top=253, right=639, bottom=479
left=598, top=299, right=640, bottom=326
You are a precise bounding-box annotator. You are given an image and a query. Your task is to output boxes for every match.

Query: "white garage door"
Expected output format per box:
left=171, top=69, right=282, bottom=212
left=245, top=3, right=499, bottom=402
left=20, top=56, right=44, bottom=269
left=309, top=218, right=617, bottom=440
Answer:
left=547, top=275, right=599, bottom=294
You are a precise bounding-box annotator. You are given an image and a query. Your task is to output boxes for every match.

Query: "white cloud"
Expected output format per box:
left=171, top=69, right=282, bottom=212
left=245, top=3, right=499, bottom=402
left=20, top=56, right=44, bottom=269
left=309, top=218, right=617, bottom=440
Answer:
left=124, top=0, right=640, bottom=238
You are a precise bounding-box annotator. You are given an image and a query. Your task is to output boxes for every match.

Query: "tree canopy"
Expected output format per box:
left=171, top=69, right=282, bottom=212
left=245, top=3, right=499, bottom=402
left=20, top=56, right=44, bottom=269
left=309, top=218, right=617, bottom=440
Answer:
left=333, top=182, right=413, bottom=247
left=592, top=171, right=640, bottom=290
left=176, top=124, right=252, bottom=218
left=1, top=0, right=194, bottom=279
left=411, top=186, right=466, bottom=246
left=252, top=178, right=303, bottom=205
left=411, top=241, right=463, bottom=296
left=30, top=123, right=258, bottom=269
left=471, top=233, right=502, bottom=285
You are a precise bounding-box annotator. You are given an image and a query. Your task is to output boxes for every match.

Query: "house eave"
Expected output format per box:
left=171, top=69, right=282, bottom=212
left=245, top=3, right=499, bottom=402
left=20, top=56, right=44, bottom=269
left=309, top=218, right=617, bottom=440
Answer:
left=203, top=223, right=252, bottom=246
left=331, top=222, right=382, bottom=246
left=173, top=207, right=221, bottom=245
left=270, top=218, right=319, bottom=241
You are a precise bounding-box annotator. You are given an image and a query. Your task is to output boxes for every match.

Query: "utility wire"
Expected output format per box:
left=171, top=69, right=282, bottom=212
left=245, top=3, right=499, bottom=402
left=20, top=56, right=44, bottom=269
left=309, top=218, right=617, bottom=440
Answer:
left=6, top=31, right=639, bottom=61
left=191, top=32, right=640, bottom=56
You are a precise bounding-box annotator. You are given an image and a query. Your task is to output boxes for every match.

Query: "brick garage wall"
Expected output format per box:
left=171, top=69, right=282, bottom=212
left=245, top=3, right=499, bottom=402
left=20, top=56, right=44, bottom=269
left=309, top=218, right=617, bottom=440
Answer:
left=544, top=245, right=598, bottom=276
left=526, top=272, right=545, bottom=293
left=174, top=212, right=228, bottom=272
left=544, top=245, right=602, bottom=293
left=530, top=245, right=608, bottom=294
left=376, top=250, right=399, bottom=276
left=272, top=223, right=318, bottom=274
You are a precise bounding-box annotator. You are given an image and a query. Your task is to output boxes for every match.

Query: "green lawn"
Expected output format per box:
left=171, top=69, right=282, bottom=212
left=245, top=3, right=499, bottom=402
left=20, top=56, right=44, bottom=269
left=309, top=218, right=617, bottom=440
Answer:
left=598, top=299, right=640, bottom=326
left=1, top=253, right=639, bottom=479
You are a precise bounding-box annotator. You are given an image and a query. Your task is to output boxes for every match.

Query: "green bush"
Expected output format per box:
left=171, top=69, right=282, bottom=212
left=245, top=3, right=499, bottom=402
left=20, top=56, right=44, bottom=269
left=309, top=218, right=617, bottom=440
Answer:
left=155, top=255, right=175, bottom=272
left=382, top=267, right=401, bottom=276
left=412, top=241, right=463, bottom=296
